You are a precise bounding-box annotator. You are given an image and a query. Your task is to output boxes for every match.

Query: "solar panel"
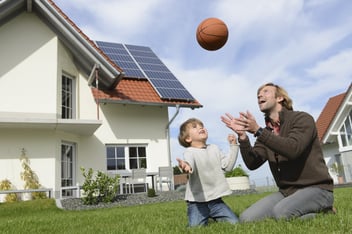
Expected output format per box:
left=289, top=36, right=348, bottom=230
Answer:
left=96, top=41, right=195, bottom=101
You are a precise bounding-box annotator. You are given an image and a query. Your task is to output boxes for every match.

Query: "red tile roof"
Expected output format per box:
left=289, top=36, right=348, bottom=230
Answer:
left=91, top=78, right=202, bottom=108
left=316, top=92, right=346, bottom=141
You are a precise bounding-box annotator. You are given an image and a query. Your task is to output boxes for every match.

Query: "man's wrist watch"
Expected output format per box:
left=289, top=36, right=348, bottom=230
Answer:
left=254, top=127, right=263, bottom=137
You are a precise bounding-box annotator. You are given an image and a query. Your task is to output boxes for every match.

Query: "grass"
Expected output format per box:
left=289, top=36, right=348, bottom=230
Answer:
left=0, top=187, right=351, bottom=234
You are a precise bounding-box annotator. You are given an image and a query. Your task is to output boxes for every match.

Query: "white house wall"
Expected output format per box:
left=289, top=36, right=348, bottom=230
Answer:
left=322, top=142, right=339, bottom=183
left=94, top=103, right=170, bottom=172
left=57, top=38, right=98, bottom=120
left=0, top=128, right=57, bottom=191
left=341, top=151, right=352, bottom=182
left=0, top=13, right=58, bottom=117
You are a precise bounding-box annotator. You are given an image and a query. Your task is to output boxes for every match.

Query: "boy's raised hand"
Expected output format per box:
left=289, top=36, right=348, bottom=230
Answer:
left=227, top=134, right=237, bottom=144
left=176, top=158, right=192, bottom=173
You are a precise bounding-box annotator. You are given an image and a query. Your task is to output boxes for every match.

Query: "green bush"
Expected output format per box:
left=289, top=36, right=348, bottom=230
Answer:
left=0, top=179, right=18, bottom=202
left=147, top=188, right=156, bottom=197
left=225, top=165, right=248, bottom=177
left=20, top=148, right=47, bottom=200
left=173, top=165, right=184, bottom=175
left=80, top=167, right=120, bottom=205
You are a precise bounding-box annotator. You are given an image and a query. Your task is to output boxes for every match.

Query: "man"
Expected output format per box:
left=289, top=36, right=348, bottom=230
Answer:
left=221, top=83, right=334, bottom=221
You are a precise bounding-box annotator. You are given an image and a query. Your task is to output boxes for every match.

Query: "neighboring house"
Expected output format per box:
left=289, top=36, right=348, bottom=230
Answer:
left=0, top=0, right=201, bottom=198
left=316, top=83, right=352, bottom=184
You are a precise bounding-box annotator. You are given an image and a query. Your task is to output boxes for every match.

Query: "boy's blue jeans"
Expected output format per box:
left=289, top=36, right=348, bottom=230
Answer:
left=240, top=187, right=334, bottom=222
left=187, top=198, right=239, bottom=227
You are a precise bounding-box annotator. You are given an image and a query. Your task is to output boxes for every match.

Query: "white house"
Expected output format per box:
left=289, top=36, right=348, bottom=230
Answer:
left=0, top=0, right=202, bottom=198
left=316, top=83, right=352, bottom=185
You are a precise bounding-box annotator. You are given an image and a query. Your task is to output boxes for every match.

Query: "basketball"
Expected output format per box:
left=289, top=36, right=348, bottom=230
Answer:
left=196, top=17, right=229, bottom=51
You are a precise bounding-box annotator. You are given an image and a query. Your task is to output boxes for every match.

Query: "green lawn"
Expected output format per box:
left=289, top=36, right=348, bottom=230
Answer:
left=0, top=187, right=351, bottom=234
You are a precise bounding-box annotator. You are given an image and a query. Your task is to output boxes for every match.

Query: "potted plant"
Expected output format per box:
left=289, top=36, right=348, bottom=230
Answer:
left=330, top=162, right=344, bottom=184
left=225, top=165, right=250, bottom=190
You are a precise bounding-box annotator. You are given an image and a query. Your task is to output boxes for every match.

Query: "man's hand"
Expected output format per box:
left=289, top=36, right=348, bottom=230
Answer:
left=221, top=113, right=247, bottom=140
left=221, top=111, right=260, bottom=138
left=238, top=111, right=260, bottom=134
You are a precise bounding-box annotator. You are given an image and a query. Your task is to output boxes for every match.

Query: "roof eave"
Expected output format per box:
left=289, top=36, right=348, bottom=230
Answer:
left=36, top=0, right=124, bottom=89
left=321, top=83, right=352, bottom=144
left=0, top=0, right=123, bottom=89
left=96, top=99, right=203, bottom=109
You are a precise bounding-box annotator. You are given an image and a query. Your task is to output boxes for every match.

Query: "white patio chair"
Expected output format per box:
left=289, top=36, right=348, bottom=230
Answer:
left=126, top=168, right=148, bottom=193
left=157, top=166, right=173, bottom=192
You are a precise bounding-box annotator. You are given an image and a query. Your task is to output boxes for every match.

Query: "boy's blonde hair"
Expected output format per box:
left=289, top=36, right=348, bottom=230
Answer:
left=178, top=118, right=204, bottom=148
left=257, top=83, right=293, bottom=110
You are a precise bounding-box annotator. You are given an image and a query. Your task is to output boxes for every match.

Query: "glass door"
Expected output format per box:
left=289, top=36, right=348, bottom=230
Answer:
left=61, top=142, right=76, bottom=197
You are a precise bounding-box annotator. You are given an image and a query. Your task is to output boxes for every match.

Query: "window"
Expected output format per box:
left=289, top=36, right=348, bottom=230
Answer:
left=129, top=146, right=147, bottom=169
left=107, top=146, right=126, bottom=170
left=106, top=145, right=147, bottom=171
left=61, top=142, right=76, bottom=197
left=61, top=74, right=75, bottom=119
left=339, top=109, right=352, bottom=148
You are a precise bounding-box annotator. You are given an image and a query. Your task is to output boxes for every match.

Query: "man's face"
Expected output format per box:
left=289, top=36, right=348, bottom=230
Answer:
left=257, top=85, right=283, bottom=113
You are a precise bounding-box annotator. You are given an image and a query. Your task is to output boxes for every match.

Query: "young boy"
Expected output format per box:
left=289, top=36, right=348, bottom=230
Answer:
left=176, top=118, right=239, bottom=227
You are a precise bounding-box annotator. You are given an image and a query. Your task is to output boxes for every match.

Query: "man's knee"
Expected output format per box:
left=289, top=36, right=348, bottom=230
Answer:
left=272, top=206, right=293, bottom=220
left=239, top=213, right=251, bottom=223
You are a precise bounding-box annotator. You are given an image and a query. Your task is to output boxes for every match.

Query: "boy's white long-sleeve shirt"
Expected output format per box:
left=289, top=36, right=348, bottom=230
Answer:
left=183, top=144, right=239, bottom=202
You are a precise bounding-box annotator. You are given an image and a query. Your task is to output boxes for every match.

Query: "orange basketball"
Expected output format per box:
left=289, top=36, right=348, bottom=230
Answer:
left=196, top=17, right=229, bottom=51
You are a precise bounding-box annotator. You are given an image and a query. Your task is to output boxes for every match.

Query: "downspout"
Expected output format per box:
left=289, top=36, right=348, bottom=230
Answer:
left=165, top=104, right=180, bottom=191
left=26, top=0, right=32, bottom=12
left=95, top=68, right=100, bottom=120
left=166, top=104, right=180, bottom=167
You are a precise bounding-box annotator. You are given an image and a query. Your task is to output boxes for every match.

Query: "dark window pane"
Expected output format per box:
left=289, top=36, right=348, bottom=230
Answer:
left=129, top=147, right=137, bottom=157
left=117, top=160, right=126, bottom=169
left=107, top=159, right=116, bottom=170
left=106, top=147, right=115, bottom=159
left=138, top=147, right=146, bottom=157
left=116, top=147, right=125, bottom=158
left=130, top=159, right=137, bottom=169
left=140, top=158, right=147, bottom=168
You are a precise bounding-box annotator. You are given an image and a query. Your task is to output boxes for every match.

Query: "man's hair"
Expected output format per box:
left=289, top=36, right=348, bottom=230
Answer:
left=257, top=83, right=293, bottom=110
left=178, top=118, right=204, bottom=148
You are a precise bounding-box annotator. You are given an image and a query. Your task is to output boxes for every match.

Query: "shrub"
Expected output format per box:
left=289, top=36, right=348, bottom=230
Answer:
left=225, top=165, right=249, bottom=177
left=173, top=165, right=184, bottom=175
left=0, top=179, right=18, bottom=202
left=81, top=167, right=120, bottom=205
left=20, top=148, right=47, bottom=199
left=147, top=188, right=156, bottom=197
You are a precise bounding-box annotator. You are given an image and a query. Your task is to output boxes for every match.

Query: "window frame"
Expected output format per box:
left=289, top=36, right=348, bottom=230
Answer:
left=338, top=109, right=352, bottom=151
left=61, top=141, right=76, bottom=197
left=106, top=144, right=148, bottom=171
left=61, top=73, right=76, bottom=119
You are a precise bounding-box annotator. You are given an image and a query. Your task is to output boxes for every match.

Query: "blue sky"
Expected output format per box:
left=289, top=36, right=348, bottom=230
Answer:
left=54, top=0, right=352, bottom=186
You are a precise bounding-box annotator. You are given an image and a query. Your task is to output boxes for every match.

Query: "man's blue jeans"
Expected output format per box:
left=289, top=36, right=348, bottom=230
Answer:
left=240, top=187, right=334, bottom=222
left=187, top=198, right=239, bottom=227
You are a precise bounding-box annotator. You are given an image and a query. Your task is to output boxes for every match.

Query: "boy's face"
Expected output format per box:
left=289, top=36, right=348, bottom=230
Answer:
left=185, top=122, right=208, bottom=145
